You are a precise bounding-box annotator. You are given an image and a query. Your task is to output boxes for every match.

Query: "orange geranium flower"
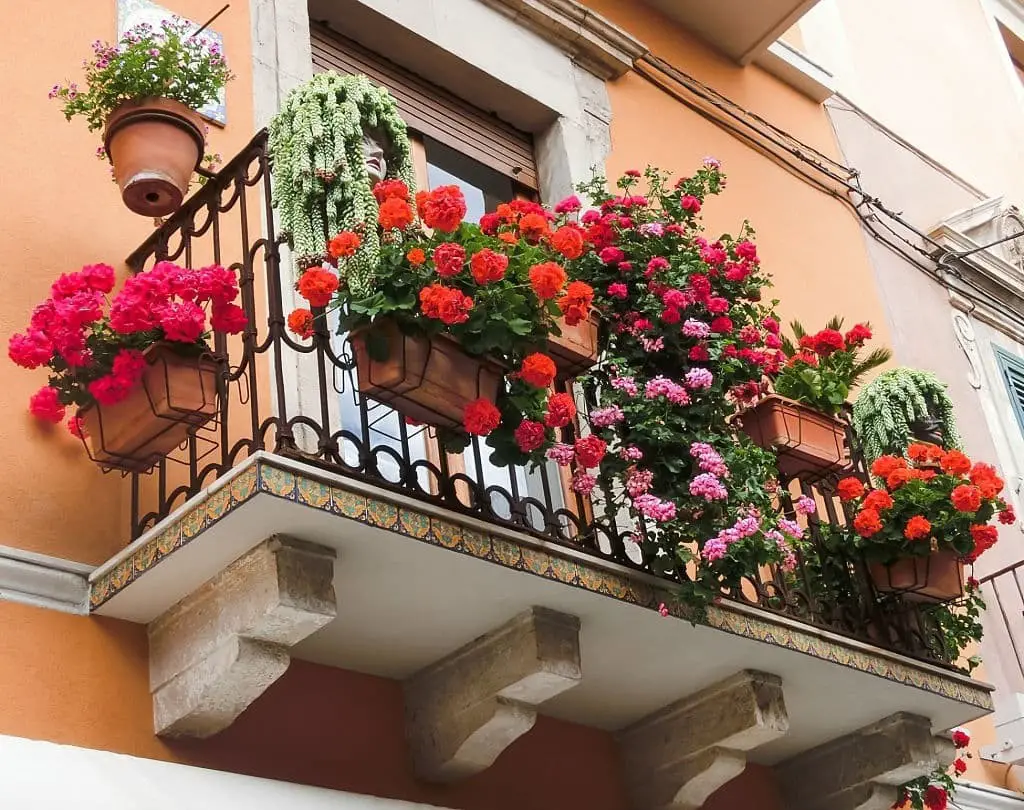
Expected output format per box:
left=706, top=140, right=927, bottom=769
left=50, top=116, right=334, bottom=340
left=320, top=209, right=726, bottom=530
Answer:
left=464, top=397, right=501, bottom=436
left=328, top=230, right=361, bottom=259
left=557, top=280, right=594, bottom=326
left=529, top=262, right=567, bottom=300
left=297, top=267, right=339, bottom=308
left=853, top=508, right=883, bottom=537
left=518, top=212, right=550, bottom=242
left=951, top=484, right=982, bottom=513
left=970, top=462, right=1005, bottom=498
left=379, top=197, right=415, bottom=230
left=520, top=352, right=557, bottom=389
left=907, top=443, right=940, bottom=462
left=373, top=179, right=409, bottom=203
left=470, top=249, right=509, bottom=284
left=871, top=455, right=906, bottom=479
left=886, top=467, right=914, bottom=490
left=549, top=225, right=585, bottom=260
left=406, top=248, right=426, bottom=266
left=903, top=515, right=931, bottom=540
left=836, top=477, right=865, bottom=501
left=863, top=489, right=894, bottom=511
left=287, top=308, right=315, bottom=339
left=495, top=203, right=515, bottom=223
left=417, top=186, right=467, bottom=232
left=940, top=449, right=971, bottom=476
left=497, top=232, right=518, bottom=245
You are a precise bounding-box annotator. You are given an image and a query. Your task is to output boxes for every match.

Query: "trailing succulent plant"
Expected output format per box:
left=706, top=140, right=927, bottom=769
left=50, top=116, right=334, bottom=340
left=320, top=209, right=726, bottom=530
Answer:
left=268, top=72, right=416, bottom=296
left=851, top=367, right=961, bottom=463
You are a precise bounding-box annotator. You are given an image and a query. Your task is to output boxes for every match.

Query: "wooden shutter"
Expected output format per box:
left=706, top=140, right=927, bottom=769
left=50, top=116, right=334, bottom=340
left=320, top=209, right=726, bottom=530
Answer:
left=310, top=23, right=538, bottom=190
left=997, top=347, right=1024, bottom=434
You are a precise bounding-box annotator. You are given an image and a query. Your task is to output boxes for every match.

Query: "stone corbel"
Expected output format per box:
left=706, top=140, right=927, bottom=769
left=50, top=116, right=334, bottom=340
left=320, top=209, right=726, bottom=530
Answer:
left=617, top=670, right=789, bottom=810
left=776, top=712, right=955, bottom=810
left=404, top=606, right=582, bottom=782
left=148, top=536, right=337, bottom=738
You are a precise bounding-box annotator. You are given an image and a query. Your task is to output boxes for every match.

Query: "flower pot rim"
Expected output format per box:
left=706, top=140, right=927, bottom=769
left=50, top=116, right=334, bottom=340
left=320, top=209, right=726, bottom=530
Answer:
left=352, top=317, right=509, bottom=371
left=103, top=96, right=206, bottom=165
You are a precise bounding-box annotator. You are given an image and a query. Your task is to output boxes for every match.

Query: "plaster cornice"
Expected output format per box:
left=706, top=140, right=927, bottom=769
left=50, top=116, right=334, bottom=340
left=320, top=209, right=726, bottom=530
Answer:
left=478, top=0, right=648, bottom=79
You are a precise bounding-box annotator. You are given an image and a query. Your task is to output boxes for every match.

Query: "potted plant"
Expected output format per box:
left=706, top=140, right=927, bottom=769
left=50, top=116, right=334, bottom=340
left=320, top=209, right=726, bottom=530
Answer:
left=741, top=316, right=891, bottom=479
left=9, top=261, right=247, bottom=471
left=836, top=443, right=1014, bottom=601
left=287, top=180, right=596, bottom=467
left=51, top=18, right=233, bottom=217
left=852, top=367, right=961, bottom=464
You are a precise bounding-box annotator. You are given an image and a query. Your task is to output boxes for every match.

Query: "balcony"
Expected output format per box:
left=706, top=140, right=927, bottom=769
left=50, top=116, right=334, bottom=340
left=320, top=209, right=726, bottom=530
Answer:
left=87, top=132, right=990, bottom=805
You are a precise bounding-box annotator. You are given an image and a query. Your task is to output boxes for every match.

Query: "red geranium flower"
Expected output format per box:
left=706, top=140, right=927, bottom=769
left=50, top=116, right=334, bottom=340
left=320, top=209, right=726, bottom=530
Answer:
left=529, top=262, right=567, bottom=300
left=432, top=243, right=466, bottom=278
left=863, top=490, right=894, bottom=511
left=520, top=353, right=557, bottom=389
left=328, top=231, right=361, bottom=259
left=378, top=197, right=415, bottom=231
left=710, top=316, right=733, bottom=334
left=940, top=449, right=971, bottom=476
left=544, top=392, right=576, bottom=428
left=837, top=477, right=865, bottom=501
left=907, top=442, right=939, bottom=462
left=514, top=419, right=547, bottom=452
left=470, top=249, right=509, bottom=285
left=518, top=212, right=550, bottom=242
left=297, top=267, right=339, bottom=308
left=417, top=186, right=467, bottom=232
left=969, top=524, right=998, bottom=560
left=953, top=758, right=967, bottom=776
left=871, top=455, right=906, bottom=479
left=419, top=284, right=473, bottom=325
left=549, top=225, right=585, bottom=260
left=951, top=484, right=983, bottom=513
left=287, top=308, right=315, bottom=339
left=28, top=386, right=65, bottom=423
left=853, top=508, right=883, bottom=537
left=812, top=328, right=845, bottom=355
left=844, top=323, right=872, bottom=347
left=886, top=467, right=914, bottom=490
left=904, top=515, right=931, bottom=540
left=970, top=462, right=1005, bottom=498
left=574, top=435, right=607, bottom=468
left=1000, top=505, right=1016, bottom=524
left=373, top=179, right=409, bottom=203
left=924, top=785, right=948, bottom=810
left=464, top=398, right=501, bottom=435
left=952, top=728, right=971, bottom=748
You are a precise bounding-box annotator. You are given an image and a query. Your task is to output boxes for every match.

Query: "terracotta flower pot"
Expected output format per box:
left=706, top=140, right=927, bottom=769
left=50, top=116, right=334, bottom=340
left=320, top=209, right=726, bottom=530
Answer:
left=548, top=315, right=599, bottom=378
left=104, top=97, right=205, bottom=217
left=81, top=343, right=221, bottom=472
left=351, top=319, right=506, bottom=429
left=868, top=550, right=964, bottom=603
left=740, top=394, right=850, bottom=480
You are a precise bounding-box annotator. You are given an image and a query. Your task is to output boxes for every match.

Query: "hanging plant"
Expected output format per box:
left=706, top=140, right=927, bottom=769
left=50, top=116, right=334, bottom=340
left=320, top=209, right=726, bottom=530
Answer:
left=852, top=368, right=961, bottom=464
left=268, top=72, right=416, bottom=296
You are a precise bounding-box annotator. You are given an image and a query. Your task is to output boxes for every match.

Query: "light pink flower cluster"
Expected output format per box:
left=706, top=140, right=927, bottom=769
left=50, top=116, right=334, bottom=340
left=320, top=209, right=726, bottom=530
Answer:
left=767, top=530, right=798, bottom=572
left=681, top=318, right=711, bottom=338
left=689, top=473, right=727, bottom=501
left=794, top=496, right=817, bottom=516
left=590, top=405, right=624, bottom=428
left=626, top=467, right=654, bottom=498
left=684, top=367, right=714, bottom=390
left=619, top=445, right=644, bottom=461
left=571, top=471, right=597, bottom=495
left=644, top=376, right=691, bottom=405
left=639, top=222, right=664, bottom=237
left=700, top=515, right=762, bottom=562
left=634, top=493, right=677, bottom=522
left=546, top=443, right=575, bottom=466
left=640, top=336, right=665, bottom=353
left=778, top=518, right=804, bottom=539
left=610, top=376, right=638, bottom=397
left=689, top=442, right=728, bottom=476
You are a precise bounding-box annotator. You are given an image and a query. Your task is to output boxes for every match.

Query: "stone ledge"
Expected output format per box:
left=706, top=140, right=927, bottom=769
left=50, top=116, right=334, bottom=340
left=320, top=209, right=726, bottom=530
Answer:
left=0, top=545, right=91, bottom=615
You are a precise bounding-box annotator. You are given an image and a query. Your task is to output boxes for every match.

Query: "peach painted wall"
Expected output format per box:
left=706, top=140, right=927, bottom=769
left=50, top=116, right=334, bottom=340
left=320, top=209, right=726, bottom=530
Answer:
left=0, top=0, right=253, bottom=565
left=0, top=601, right=630, bottom=810
left=582, top=0, right=893, bottom=353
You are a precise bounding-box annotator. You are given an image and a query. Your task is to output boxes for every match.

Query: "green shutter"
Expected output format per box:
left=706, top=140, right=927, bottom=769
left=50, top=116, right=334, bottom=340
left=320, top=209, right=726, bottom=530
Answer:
left=996, top=347, right=1024, bottom=434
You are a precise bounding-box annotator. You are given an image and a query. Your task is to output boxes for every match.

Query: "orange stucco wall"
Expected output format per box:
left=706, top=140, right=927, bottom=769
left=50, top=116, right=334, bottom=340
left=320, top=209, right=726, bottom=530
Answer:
left=0, top=0, right=253, bottom=565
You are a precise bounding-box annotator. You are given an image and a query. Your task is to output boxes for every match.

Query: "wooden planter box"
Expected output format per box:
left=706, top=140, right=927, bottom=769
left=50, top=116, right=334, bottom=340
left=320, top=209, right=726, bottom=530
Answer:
left=82, top=343, right=221, bottom=473
left=868, top=550, right=964, bottom=603
left=351, top=319, right=506, bottom=429
left=548, top=315, right=599, bottom=378
left=739, top=394, right=850, bottom=480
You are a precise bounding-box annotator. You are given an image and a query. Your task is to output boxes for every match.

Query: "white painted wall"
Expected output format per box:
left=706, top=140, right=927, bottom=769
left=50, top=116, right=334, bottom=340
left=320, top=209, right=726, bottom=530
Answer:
left=796, top=0, right=1024, bottom=205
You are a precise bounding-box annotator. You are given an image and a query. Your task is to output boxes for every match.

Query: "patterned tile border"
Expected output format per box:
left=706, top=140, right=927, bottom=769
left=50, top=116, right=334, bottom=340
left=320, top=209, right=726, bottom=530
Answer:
left=90, top=458, right=993, bottom=710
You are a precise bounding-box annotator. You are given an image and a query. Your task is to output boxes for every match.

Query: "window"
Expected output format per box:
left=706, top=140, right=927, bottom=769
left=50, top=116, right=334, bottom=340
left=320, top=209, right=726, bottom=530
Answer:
left=313, top=24, right=575, bottom=526
left=996, top=346, right=1024, bottom=435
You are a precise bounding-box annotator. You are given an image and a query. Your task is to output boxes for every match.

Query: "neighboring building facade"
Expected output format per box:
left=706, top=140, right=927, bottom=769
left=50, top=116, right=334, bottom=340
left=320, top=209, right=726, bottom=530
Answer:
left=0, top=1, right=1010, bottom=808
left=788, top=0, right=1024, bottom=802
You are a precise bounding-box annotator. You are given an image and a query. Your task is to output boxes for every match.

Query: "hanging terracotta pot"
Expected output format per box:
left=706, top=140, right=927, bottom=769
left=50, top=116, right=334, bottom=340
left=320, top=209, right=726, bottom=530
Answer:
left=81, top=343, right=221, bottom=472
left=739, top=394, right=850, bottom=480
left=868, top=550, right=964, bottom=603
left=548, top=315, right=599, bottom=378
left=104, top=97, right=205, bottom=217
left=351, top=318, right=506, bottom=429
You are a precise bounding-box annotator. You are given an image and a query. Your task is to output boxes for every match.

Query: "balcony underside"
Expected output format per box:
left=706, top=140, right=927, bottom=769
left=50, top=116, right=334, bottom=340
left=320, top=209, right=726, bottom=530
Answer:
left=91, top=452, right=991, bottom=764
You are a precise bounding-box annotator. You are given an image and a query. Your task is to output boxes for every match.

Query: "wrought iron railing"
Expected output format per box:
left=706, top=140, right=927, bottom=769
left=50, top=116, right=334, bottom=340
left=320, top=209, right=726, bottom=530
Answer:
left=980, top=561, right=1024, bottom=689
left=123, top=130, right=953, bottom=667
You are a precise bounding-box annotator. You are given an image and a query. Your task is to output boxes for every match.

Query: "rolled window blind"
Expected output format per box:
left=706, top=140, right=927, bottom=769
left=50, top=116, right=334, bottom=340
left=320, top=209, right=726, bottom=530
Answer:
left=311, top=23, right=538, bottom=190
